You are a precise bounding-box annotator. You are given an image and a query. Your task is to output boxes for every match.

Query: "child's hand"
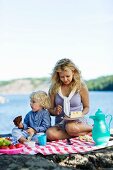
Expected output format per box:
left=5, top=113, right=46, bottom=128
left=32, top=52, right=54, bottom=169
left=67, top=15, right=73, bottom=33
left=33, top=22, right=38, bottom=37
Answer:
left=54, top=105, right=62, bottom=115
left=27, top=127, right=35, bottom=136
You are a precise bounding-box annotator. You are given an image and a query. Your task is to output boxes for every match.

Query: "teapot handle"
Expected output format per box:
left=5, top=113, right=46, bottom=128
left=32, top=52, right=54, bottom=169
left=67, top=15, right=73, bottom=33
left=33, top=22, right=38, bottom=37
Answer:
left=105, top=114, right=112, bottom=130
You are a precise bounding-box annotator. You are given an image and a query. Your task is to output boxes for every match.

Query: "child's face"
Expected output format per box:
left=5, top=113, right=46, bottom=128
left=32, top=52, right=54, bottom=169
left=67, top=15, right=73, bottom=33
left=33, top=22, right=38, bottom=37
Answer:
left=30, top=99, right=42, bottom=112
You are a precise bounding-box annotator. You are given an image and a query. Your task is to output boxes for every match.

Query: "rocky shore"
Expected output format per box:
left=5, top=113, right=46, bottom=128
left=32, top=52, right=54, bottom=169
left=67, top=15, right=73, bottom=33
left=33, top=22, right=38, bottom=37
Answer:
left=0, top=144, right=113, bottom=170
left=0, top=79, right=50, bottom=94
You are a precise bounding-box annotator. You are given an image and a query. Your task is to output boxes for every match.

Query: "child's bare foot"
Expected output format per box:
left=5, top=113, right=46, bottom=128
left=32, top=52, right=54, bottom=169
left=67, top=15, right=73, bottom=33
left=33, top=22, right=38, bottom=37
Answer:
left=19, top=136, right=28, bottom=144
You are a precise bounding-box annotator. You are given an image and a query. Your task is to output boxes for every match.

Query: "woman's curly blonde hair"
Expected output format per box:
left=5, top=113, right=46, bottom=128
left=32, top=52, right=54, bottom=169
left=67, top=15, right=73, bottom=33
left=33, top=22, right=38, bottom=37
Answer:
left=49, top=58, right=82, bottom=95
left=30, top=91, right=51, bottom=109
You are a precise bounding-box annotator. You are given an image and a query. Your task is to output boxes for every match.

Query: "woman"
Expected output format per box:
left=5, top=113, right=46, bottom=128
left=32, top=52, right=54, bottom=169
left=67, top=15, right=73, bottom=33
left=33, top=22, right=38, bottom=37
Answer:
left=46, top=58, right=92, bottom=141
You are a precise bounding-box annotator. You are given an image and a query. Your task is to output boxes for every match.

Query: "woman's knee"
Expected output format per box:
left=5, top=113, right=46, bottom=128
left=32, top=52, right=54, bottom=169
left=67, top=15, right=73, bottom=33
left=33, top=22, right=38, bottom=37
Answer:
left=46, top=127, right=63, bottom=141
left=46, top=127, right=56, bottom=140
left=66, top=122, right=92, bottom=136
left=65, top=122, right=80, bottom=135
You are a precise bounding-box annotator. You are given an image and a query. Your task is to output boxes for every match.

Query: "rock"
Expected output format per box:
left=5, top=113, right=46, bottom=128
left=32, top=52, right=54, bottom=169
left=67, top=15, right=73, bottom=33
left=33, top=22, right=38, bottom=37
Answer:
left=0, top=146, right=113, bottom=170
left=0, top=154, right=72, bottom=170
left=45, top=146, right=113, bottom=170
left=0, top=134, right=113, bottom=169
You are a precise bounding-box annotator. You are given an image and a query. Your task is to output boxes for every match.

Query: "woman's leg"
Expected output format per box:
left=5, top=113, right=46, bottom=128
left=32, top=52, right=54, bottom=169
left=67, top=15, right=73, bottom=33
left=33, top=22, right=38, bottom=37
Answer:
left=46, top=126, right=70, bottom=141
left=65, top=121, right=92, bottom=137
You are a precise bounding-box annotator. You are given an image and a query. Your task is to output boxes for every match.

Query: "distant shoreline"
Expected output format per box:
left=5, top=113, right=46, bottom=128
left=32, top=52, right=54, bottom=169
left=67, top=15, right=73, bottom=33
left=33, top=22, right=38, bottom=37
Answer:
left=0, top=75, right=113, bottom=94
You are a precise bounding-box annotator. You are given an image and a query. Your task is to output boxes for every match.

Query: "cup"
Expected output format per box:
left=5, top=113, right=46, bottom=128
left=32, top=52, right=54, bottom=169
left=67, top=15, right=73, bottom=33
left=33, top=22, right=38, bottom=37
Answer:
left=37, top=133, right=47, bottom=146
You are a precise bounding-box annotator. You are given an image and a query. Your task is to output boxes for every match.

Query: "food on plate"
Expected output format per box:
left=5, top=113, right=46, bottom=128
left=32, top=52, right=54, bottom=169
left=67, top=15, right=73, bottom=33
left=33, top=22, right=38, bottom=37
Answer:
left=0, top=146, right=9, bottom=149
left=0, top=137, right=23, bottom=150
left=70, top=111, right=82, bottom=118
left=0, top=142, right=23, bottom=150
left=0, top=137, right=24, bottom=154
left=78, top=135, right=93, bottom=142
left=13, top=116, right=22, bottom=126
left=9, top=144, right=16, bottom=149
left=0, top=138, right=11, bottom=146
left=15, top=143, right=23, bottom=148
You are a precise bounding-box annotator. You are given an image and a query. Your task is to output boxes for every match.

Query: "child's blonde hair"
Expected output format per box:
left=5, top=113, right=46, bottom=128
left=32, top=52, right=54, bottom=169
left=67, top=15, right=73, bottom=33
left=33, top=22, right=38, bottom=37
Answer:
left=30, top=91, right=51, bottom=109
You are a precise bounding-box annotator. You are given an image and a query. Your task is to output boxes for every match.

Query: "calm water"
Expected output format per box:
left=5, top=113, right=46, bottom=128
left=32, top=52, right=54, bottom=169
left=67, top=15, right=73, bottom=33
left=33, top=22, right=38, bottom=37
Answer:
left=0, top=91, right=113, bottom=134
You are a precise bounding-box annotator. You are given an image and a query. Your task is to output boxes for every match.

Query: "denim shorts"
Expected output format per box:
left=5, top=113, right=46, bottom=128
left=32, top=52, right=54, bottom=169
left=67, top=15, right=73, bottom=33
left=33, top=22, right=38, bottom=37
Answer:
left=56, top=117, right=88, bottom=131
left=12, top=127, right=41, bottom=143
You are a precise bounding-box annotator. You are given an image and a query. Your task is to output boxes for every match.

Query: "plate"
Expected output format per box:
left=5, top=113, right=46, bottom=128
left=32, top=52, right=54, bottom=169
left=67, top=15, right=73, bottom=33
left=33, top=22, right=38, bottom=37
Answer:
left=0, top=145, right=24, bottom=154
left=62, top=116, right=83, bottom=121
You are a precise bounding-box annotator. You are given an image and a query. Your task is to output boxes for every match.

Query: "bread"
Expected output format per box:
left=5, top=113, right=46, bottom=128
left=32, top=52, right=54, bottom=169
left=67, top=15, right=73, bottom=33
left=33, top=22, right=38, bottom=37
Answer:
left=70, top=111, right=82, bottom=118
left=13, top=116, right=22, bottom=126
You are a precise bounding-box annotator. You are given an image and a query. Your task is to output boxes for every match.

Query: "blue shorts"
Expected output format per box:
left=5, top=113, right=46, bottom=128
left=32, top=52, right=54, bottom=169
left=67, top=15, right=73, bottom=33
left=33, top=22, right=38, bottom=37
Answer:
left=56, top=117, right=88, bottom=130
left=12, top=127, right=39, bottom=143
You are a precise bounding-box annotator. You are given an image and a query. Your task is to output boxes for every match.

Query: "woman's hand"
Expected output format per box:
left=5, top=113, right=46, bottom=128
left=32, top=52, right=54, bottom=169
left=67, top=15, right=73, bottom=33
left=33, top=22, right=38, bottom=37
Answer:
left=54, top=105, right=62, bottom=115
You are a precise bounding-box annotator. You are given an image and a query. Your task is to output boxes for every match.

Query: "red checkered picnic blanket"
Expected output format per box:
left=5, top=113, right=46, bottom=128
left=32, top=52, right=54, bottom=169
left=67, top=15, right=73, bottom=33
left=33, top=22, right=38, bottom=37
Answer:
left=22, top=137, right=113, bottom=155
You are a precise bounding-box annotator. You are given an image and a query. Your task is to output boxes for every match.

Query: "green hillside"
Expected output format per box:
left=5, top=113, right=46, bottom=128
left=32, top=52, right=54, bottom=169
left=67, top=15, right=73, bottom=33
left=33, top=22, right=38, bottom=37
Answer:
left=0, top=75, right=113, bottom=92
left=86, top=75, right=113, bottom=91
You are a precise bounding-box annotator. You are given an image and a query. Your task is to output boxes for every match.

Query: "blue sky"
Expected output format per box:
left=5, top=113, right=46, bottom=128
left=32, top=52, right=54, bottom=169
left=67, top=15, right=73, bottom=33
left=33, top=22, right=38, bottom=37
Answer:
left=0, top=0, right=113, bottom=81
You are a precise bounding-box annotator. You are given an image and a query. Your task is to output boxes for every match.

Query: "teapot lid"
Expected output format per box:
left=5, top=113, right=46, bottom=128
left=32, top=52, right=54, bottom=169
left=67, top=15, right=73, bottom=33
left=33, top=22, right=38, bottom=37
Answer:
left=95, top=108, right=104, bottom=117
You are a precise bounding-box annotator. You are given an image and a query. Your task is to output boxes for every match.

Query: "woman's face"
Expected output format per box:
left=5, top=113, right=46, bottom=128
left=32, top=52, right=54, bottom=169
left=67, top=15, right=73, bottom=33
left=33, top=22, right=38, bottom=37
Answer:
left=59, top=68, right=73, bottom=85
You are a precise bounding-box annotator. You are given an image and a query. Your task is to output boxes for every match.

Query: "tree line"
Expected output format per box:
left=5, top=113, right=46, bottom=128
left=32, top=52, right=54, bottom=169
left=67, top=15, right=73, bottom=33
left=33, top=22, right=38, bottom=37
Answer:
left=0, top=75, right=113, bottom=91
left=86, top=75, right=113, bottom=91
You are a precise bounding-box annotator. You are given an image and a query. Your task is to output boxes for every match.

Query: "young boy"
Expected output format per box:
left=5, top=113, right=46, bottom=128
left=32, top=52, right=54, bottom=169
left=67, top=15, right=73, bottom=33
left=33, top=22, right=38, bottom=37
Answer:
left=12, top=91, right=51, bottom=143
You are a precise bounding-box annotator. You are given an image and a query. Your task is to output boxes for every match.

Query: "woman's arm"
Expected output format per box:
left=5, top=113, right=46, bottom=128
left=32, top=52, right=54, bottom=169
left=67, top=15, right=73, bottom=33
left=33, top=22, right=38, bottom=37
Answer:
left=80, top=82, right=89, bottom=115
left=48, top=93, right=62, bottom=116
left=48, top=93, right=56, bottom=116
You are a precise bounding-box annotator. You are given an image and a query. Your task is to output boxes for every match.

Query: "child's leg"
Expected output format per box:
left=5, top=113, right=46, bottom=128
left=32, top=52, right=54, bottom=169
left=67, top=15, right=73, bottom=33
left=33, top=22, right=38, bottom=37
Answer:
left=12, top=127, right=28, bottom=143
left=18, top=136, right=28, bottom=144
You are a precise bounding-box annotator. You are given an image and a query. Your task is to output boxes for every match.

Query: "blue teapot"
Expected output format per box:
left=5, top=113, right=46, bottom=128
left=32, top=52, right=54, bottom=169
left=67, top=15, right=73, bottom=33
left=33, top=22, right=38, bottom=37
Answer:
left=89, top=109, right=112, bottom=146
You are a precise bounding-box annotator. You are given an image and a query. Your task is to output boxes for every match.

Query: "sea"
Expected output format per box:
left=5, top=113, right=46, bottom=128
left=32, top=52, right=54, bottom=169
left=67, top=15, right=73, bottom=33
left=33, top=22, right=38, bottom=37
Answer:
left=0, top=91, right=113, bottom=135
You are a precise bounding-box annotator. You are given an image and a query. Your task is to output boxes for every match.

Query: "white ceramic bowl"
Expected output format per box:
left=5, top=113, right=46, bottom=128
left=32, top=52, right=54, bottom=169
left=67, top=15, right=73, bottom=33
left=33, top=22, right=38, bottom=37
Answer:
left=24, top=141, right=36, bottom=148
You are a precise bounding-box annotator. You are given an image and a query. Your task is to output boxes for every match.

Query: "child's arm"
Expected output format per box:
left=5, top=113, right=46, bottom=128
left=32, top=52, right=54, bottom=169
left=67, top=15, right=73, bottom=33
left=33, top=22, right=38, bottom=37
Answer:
left=31, top=111, right=51, bottom=133
left=22, top=112, right=32, bottom=129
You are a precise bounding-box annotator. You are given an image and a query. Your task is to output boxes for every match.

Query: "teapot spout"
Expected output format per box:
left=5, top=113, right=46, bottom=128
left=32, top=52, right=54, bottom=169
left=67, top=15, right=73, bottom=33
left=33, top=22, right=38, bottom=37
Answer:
left=89, top=115, right=95, bottom=120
